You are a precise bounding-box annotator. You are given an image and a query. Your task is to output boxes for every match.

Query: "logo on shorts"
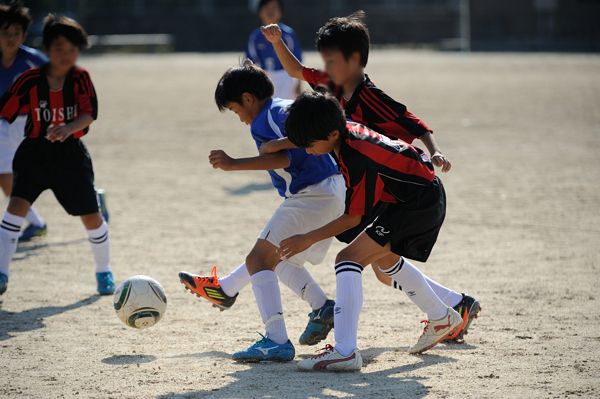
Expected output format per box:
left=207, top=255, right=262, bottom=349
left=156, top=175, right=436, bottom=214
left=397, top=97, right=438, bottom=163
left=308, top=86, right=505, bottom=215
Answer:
left=334, top=307, right=341, bottom=315
left=375, top=226, right=390, bottom=237
left=407, top=291, right=416, bottom=297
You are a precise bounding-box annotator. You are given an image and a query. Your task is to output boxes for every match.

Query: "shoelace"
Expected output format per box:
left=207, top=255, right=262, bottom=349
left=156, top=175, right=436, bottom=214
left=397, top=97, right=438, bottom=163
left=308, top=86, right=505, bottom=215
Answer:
left=311, top=344, right=334, bottom=359
left=249, top=332, right=270, bottom=348
left=420, top=319, right=430, bottom=336
left=193, top=266, right=219, bottom=287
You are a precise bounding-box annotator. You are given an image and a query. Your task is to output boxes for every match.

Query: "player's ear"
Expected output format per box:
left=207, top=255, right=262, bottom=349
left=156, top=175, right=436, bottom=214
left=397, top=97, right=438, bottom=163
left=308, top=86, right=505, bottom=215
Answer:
left=242, top=92, right=254, bottom=106
left=349, top=52, right=361, bottom=67
left=329, top=130, right=340, bottom=141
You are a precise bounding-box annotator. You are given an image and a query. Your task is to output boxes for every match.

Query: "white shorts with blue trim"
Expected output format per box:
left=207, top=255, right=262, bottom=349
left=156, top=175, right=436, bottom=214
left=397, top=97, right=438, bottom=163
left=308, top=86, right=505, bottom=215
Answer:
left=0, top=116, right=27, bottom=174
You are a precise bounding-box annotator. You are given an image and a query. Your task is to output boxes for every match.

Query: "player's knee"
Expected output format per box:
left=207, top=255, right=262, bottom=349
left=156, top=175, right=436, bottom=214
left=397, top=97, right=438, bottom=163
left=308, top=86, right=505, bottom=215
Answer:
left=245, top=251, right=271, bottom=274
left=335, top=246, right=358, bottom=264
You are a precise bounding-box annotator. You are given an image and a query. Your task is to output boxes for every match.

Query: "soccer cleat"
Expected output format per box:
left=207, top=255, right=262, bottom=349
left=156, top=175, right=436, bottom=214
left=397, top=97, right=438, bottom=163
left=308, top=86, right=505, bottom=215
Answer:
left=297, top=344, right=362, bottom=371
left=0, top=273, right=8, bottom=296
left=18, top=224, right=47, bottom=242
left=299, top=299, right=335, bottom=346
left=443, top=293, right=482, bottom=342
left=96, top=271, right=115, bottom=295
left=96, top=189, right=109, bottom=223
left=408, top=307, right=462, bottom=355
left=232, top=332, right=295, bottom=363
left=178, top=266, right=238, bottom=311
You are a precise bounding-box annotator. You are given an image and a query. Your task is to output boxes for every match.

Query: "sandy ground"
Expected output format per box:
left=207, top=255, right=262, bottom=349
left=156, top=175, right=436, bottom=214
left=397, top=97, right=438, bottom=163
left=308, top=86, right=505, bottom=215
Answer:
left=0, top=50, right=599, bottom=399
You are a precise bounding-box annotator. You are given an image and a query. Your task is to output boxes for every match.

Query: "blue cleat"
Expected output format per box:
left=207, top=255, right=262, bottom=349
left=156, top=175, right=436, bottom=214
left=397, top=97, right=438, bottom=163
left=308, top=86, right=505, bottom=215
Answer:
left=299, top=299, right=335, bottom=346
left=18, top=224, right=47, bottom=242
left=233, top=332, right=295, bottom=363
left=0, top=273, right=7, bottom=295
left=96, top=271, right=115, bottom=295
left=96, top=189, right=109, bottom=223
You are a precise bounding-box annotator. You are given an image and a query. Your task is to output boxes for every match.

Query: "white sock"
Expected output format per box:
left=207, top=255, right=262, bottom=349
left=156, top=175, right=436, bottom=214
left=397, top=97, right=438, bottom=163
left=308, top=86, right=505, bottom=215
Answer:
left=251, top=270, right=288, bottom=345
left=24, top=205, right=45, bottom=227
left=219, top=262, right=251, bottom=297
left=87, top=220, right=111, bottom=273
left=0, top=212, right=24, bottom=277
left=275, top=261, right=327, bottom=310
left=380, top=257, right=448, bottom=321
left=390, top=269, right=462, bottom=308
left=333, top=261, right=363, bottom=356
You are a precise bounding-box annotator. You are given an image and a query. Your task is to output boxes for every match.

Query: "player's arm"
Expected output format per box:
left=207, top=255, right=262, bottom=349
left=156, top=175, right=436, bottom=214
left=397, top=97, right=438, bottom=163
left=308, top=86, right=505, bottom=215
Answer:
left=261, top=24, right=304, bottom=80
left=418, top=131, right=451, bottom=173
left=277, top=214, right=362, bottom=259
left=259, top=137, right=297, bottom=155
left=209, top=150, right=290, bottom=171
left=46, top=114, right=94, bottom=143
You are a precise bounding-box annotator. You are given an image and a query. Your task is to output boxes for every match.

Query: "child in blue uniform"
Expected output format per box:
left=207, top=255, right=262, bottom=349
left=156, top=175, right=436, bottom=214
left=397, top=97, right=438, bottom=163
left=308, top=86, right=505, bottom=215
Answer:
left=0, top=3, right=48, bottom=241
left=246, top=0, right=302, bottom=100
left=179, top=63, right=346, bottom=362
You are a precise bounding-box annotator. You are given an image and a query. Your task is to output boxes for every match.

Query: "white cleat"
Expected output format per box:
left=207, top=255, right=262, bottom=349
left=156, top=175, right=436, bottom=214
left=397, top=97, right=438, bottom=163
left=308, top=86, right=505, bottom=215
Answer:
left=408, top=308, right=462, bottom=354
left=298, top=344, right=362, bottom=371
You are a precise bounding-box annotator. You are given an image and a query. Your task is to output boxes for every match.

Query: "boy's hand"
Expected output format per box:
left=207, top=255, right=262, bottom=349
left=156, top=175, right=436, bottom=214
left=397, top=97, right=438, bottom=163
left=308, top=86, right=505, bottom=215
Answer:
left=277, top=234, right=314, bottom=259
left=261, top=24, right=282, bottom=43
left=209, top=150, right=238, bottom=171
left=431, top=152, right=452, bottom=173
left=46, top=124, right=72, bottom=143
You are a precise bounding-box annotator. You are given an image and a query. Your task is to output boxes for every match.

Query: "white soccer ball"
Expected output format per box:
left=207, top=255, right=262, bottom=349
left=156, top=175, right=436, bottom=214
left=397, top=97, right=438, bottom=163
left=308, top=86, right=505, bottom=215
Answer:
left=113, top=275, right=167, bottom=329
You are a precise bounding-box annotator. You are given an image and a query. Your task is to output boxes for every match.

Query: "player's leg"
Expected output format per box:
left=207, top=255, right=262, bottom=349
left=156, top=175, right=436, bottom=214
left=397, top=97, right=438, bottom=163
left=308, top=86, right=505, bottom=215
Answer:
left=0, top=197, right=31, bottom=295
left=233, top=238, right=294, bottom=362
left=80, top=212, right=114, bottom=294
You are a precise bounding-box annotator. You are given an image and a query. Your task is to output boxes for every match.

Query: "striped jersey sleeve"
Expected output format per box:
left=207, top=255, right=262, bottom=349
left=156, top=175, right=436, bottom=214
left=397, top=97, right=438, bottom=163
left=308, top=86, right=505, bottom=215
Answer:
left=74, top=68, right=98, bottom=120
left=0, top=68, right=38, bottom=122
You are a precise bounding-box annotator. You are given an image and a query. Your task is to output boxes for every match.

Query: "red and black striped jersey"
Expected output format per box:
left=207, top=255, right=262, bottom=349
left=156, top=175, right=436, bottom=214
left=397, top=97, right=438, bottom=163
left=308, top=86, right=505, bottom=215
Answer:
left=335, top=121, right=435, bottom=216
left=0, top=64, right=98, bottom=139
left=302, top=67, right=431, bottom=144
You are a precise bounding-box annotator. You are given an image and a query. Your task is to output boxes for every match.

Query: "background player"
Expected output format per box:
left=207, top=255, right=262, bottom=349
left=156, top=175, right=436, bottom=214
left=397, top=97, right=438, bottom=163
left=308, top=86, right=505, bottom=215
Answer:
left=0, top=14, right=114, bottom=296
left=246, top=0, right=302, bottom=100
left=179, top=63, right=346, bottom=362
left=280, top=92, right=462, bottom=370
left=261, top=12, right=480, bottom=342
left=0, top=3, right=48, bottom=241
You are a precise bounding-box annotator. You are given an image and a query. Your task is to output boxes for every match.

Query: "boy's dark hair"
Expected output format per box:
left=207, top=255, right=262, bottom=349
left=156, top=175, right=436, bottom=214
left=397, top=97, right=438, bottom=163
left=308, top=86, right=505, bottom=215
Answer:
left=0, top=2, right=32, bottom=32
left=285, top=91, right=347, bottom=148
left=257, top=0, right=283, bottom=13
left=316, top=10, right=370, bottom=67
left=42, top=14, right=89, bottom=50
left=215, top=61, right=274, bottom=112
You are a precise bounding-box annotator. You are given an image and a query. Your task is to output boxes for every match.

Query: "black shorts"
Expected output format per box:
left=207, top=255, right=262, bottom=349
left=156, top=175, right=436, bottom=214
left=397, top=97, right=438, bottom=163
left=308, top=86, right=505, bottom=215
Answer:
left=12, top=138, right=99, bottom=216
left=336, top=201, right=389, bottom=244
left=364, top=176, right=446, bottom=262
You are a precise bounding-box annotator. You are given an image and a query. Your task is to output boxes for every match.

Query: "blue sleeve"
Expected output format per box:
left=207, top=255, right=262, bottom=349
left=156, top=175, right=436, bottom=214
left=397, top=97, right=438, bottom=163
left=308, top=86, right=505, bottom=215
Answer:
left=246, top=31, right=259, bottom=64
left=32, top=51, right=48, bottom=66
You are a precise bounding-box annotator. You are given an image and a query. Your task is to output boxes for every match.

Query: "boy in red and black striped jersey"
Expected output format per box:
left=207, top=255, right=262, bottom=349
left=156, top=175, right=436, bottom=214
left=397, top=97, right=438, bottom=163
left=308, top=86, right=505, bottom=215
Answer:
left=0, top=15, right=114, bottom=296
left=277, top=92, right=463, bottom=371
left=262, top=10, right=480, bottom=344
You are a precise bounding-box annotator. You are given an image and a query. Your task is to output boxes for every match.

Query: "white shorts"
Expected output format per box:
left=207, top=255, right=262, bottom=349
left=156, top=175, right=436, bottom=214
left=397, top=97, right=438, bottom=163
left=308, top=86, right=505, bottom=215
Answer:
left=0, top=116, right=27, bottom=174
left=259, top=174, right=346, bottom=267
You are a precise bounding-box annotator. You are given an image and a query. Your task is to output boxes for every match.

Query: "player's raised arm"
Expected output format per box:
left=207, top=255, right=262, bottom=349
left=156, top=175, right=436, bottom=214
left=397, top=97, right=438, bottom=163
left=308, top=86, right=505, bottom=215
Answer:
left=261, top=24, right=304, bottom=80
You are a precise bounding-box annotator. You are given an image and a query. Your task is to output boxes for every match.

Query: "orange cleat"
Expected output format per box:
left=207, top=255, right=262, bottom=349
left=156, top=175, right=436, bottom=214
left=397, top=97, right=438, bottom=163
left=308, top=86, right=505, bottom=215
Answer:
left=178, top=266, right=238, bottom=311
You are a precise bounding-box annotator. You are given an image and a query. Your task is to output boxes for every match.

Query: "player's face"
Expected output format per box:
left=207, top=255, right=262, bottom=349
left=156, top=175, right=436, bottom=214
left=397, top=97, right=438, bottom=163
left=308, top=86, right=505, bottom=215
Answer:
left=259, top=1, right=282, bottom=25
left=305, top=131, right=339, bottom=156
left=46, top=36, right=80, bottom=73
left=320, top=49, right=360, bottom=87
left=0, top=23, right=26, bottom=55
left=227, top=102, right=254, bottom=125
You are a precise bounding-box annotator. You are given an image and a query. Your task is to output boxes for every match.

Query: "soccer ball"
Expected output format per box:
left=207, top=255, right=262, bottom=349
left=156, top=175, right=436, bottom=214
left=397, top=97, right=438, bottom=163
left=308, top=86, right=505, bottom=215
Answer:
left=113, top=275, right=167, bottom=329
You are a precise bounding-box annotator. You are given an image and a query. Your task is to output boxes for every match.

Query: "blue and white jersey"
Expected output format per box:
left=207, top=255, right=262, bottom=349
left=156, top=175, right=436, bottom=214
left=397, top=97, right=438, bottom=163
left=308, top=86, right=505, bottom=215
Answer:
left=251, top=98, right=339, bottom=198
left=246, top=23, right=302, bottom=100
left=0, top=45, right=47, bottom=96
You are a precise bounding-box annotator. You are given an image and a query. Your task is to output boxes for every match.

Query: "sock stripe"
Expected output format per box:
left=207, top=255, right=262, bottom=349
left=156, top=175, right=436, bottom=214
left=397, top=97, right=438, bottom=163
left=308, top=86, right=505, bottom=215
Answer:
left=1, top=224, right=21, bottom=233
left=392, top=280, right=402, bottom=291
left=89, top=232, right=108, bottom=244
left=335, top=261, right=363, bottom=275
left=381, top=258, right=405, bottom=277
left=2, top=220, right=21, bottom=229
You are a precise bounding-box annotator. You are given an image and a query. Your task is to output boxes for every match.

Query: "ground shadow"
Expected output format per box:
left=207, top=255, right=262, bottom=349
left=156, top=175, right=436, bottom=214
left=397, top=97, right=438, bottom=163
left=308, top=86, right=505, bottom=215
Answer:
left=157, top=347, right=456, bottom=399
left=224, top=183, right=274, bottom=196
left=102, top=354, right=157, bottom=365
left=13, top=238, right=88, bottom=262
left=0, top=294, right=101, bottom=341
left=167, top=350, right=231, bottom=360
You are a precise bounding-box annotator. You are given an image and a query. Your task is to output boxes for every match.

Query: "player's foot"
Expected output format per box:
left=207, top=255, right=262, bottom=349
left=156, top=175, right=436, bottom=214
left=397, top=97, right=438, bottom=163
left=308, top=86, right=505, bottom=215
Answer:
left=408, top=308, right=462, bottom=355
left=232, top=332, right=295, bottom=363
left=178, top=266, right=238, bottom=311
left=18, top=223, right=47, bottom=242
left=0, top=273, right=8, bottom=296
left=97, top=189, right=109, bottom=223
left=443, top=293, right=482, bottom=343
left=299, top=299, right=335, bottom=346
left=96, top=271, right=115, bottom=295
left=297, top=344, right=362, bottom=371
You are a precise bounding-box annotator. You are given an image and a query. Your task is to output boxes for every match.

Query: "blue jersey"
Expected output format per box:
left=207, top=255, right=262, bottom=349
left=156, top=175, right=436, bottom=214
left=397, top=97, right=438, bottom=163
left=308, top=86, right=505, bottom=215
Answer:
left=246, top=23, right=302, bottom=72
left=0, top=45, right=47, bottom=95
left=251, top=98, right=338, bottom=198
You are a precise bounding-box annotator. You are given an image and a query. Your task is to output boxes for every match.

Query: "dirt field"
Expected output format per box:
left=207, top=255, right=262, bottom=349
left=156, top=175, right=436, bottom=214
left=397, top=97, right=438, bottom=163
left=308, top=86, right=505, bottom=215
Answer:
left=0, top=50, right=599, bottom=399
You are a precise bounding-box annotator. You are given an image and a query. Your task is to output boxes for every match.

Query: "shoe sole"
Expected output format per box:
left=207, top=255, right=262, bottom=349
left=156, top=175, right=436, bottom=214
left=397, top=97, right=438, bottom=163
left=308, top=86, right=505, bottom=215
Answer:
left=18, top=230, right=48, bottom=242
left=445, top=300, right=482, bottom=343
left=233, top=357, right=294, bottom=363
left=98, top=290, right=115, bottom=296
left=299, top=319, right=334, bottom=346
left=178, top=274, right=231, bottom=312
